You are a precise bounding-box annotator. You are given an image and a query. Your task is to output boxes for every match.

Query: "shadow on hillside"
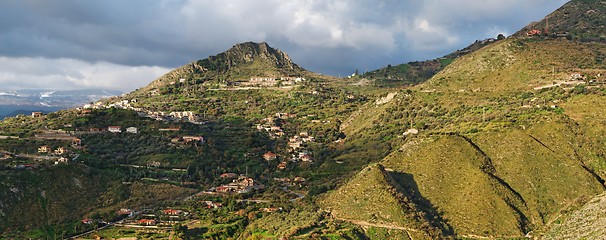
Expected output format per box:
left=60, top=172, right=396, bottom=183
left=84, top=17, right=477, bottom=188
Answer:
left=389, top=171, right=454, bottom=236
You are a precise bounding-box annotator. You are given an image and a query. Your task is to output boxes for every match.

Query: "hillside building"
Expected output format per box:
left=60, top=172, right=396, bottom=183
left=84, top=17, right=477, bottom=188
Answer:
left=126, top=127, right=138, bottom=134
left=263, top=151, right=277, bottom=161
left=108, top=126, right=122, bottom=133
left=38, top=146, right=51, bottom=153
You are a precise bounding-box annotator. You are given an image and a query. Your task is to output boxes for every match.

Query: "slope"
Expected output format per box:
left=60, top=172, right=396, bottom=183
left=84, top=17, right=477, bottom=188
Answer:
left=419, top=38, right=606, bottom=93
left=380, top=136, right=529, bottom=238
left=541, top=192, right=606, bottom=239
left=362, top=37, right=501, bottom=88
left=135, top=41, right=311, bottom=93
left=514, top=0, right=606, bottom=42
left=318, top=164, right=441, bottom=238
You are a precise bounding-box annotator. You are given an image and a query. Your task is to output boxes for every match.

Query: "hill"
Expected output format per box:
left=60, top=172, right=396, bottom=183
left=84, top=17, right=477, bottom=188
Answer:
left=514, top=0, right=606, bottom=42
left=136, top=41, right=311, bottom=93
left=320, top=1, right=606, bottom=238
left=318, top=164, right=442, bottom=239
left=362, top=37, right=502, bottom=88
left=2, top=1, right=606, bottom=238
left=419, top=38, right=605, bottom=93
left=541, top=192, right=606, bottom=239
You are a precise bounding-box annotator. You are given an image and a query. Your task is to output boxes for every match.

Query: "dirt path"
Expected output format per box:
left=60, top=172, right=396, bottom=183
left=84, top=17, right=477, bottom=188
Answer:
left=334, top=218, right=419, bottom=240
left=337, top=217, right=521, bottom=239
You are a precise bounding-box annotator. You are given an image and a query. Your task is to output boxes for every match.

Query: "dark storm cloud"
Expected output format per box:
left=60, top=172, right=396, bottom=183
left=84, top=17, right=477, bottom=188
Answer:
left=0, top=0, right=569, bottom=91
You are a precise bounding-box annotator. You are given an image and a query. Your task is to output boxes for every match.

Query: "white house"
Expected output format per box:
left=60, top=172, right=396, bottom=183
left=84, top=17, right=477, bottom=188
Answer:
left=108, top=126, right=122, bottom=133
left=126, top=127, right=138, bottom=134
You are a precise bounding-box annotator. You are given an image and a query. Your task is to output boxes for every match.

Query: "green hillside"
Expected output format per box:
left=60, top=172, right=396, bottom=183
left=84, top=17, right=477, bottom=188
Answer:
left=137, top=41, right=311, bottom=92
left=381, top=136, right=528, bottom=237
left=1, top=0, right=606, bottom=238
left=420, top=38, right=605, bottom=92
left=320, top=1, right=606, bottom=237
left=362, top=37, right=501, bottom=88
left=514, top=0, right=606, bottom=42
left=318, top=164, right=441, bottom=238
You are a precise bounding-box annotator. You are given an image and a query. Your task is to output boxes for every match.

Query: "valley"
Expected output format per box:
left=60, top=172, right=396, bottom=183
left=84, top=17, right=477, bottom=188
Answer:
left=1, top=0, right=606, bottom=239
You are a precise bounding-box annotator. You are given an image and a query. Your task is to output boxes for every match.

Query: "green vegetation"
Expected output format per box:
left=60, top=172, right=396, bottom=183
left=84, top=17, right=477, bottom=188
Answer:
left=363, top=37, right=501, bottom=88
left=2, top=5, right=606, bottom=238
left=514, top=0, right=606, bottom=43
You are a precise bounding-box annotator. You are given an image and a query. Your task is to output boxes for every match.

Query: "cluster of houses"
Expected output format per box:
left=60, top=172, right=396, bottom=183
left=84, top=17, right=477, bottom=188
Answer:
left=255, top=113, right=317, bottom=170
left=37, top=146, right=72, bottom=164
left=84, top=99, right=203, bottom=125
left=111, top=207, right=190, bottom=227
left=38, top=145, right=69, bottom=155
left=142, top=110, right=200, bottom=123
left=108, top=126, right=139, bottom=134
left=210, top=174, right=264, bottom=194
left=171, top=135, right=205, bottom=145
left=236, top=76, right=306, bottom=87
left=72, top=126, right=138, bottom=134
left=273, top=176, right=307, bottom=187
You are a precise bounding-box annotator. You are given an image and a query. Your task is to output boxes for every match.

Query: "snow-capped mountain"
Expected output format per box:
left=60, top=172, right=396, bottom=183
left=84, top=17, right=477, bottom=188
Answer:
left=0, top=89, right=121, bottom=118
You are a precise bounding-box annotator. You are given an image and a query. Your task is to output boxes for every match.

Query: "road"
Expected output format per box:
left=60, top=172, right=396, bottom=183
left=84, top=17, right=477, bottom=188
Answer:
left=68, top=222, right=114, bottom=239
left=336, top=217, right=522, bottom=239
left=68, top=211, right=142, bottom=239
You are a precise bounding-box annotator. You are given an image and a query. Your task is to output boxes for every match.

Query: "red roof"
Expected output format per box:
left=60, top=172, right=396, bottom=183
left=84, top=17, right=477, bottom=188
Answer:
left=263, top=151, right=277, bottom=160
left=163, top=209, right=182, bottom=215
left=138, top=219, right=156, bottom=225
left=527, top=29, right=542, bottom=36
left=220, top=173, right=238, bottom=178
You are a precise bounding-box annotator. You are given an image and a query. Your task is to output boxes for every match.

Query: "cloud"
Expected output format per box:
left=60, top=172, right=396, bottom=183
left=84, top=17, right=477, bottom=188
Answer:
left=0, top=0, right=570, bottom=90
left=0, top=57, right=169, bottom=92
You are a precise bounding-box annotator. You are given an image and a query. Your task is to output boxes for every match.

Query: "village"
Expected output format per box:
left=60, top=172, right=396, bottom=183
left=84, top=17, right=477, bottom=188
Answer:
left=0, top=106, right=208, bottom=172
left=255, top=112, right=316, bottom=171
left=0, top=89, right=317, bottom=239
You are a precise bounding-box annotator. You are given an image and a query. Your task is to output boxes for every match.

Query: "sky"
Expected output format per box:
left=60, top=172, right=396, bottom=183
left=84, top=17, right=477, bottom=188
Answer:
left=0, top=0, right=569, bottom=92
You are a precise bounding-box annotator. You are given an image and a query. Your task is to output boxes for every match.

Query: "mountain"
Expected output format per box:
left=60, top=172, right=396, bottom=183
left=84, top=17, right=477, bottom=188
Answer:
left=362, top=37, right=502, bottom=87
left=0, top=89, right=121, bottom=119
left=136, top=41, right=311, bottom=93
left=2, top=1, right=606, bottom=239
left=364, top=0, right=606, bottom=88
left=514, top=0, right=606, bottom=42
left=321, top=0, right=606, bottom=238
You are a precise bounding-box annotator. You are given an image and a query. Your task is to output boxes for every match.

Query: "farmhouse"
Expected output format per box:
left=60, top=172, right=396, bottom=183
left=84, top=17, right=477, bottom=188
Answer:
left=263, top=151, right=278, bottom=161
left=126, top=127, right=138, bottom=134
left=38, top=146, right=51, bottom=153
left=54, top=147, right=68, bottom=155
left=108, top=126, right=122, bottom=133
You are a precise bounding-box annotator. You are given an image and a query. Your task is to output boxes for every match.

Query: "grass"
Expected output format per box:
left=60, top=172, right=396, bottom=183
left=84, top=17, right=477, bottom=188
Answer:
left=472, top=125, right=604, bottom=227
left=381, top=136, right=526, bottom=237
left=421, top=39, right=606, bottom=93
left=318, top=164, right=438, bottom=237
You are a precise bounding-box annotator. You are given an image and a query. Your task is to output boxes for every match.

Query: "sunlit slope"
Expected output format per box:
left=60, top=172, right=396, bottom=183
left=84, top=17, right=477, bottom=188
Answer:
left=318, top=164, right=439, bottom=238
left=542, top=192, right=606, bottom=239
left=420, top=39, right=605, bottom=93
left=381, top=136, right=528, bottom=237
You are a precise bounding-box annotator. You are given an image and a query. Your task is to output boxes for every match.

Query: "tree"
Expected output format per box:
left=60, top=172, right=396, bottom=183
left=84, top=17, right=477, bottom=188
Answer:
left=497, top=34, right=506, bottom=40
left=171, top=223, right=188, bottom=238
